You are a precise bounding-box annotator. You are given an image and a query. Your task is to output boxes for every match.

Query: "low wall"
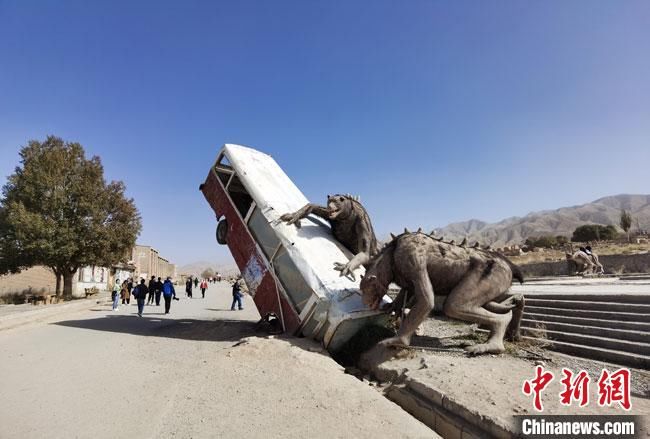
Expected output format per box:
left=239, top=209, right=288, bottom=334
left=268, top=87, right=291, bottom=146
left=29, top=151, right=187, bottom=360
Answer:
left=0, top=265, right=90, bottom=301
left=0, top=266, right=57, bottom=298
left=520, top=253, right=650, bottom=277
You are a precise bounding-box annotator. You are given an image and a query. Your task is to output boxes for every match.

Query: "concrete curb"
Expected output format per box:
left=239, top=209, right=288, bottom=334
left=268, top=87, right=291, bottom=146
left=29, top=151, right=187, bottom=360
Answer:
left=373, top=364, right=510, bottom=439
left=0, top=293, right=110, bottom=331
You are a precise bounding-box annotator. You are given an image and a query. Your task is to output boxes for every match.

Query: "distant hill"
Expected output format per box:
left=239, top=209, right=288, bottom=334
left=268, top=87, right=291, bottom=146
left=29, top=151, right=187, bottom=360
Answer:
left=436, top=194, right=650, bottom=247
left=178, top=260, right=239, bottom=277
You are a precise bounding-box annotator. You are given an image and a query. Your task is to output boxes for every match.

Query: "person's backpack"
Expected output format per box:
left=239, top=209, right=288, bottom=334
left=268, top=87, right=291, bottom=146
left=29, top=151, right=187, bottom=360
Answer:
left=163, top=282, right=173, bottom=296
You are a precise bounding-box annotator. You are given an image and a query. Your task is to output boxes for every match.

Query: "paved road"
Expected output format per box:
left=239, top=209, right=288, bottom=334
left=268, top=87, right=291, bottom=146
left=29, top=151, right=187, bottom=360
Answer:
left=0, top=282, right=434, bottom=439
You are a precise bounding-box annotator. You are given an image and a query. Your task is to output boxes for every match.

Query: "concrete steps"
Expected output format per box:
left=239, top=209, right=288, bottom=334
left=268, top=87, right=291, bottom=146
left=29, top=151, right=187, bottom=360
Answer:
left=523, top=328, right=650, bottom=356
left=523, top=293, right=650, bottom=303
left=521, top=293, right=650, bottom=369
left=523, top=312, right=650, bottom=332
left=525, top=298, right=650, bottom=313
left=522, top=319, right=649, bottom=343
left=524, top=305, right=650, bottom=322
left=521, top=336, right=650, bottom=370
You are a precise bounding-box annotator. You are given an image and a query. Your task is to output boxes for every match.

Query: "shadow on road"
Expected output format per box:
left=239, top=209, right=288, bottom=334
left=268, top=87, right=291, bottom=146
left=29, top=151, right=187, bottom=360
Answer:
left=53, top=314, right=259, bottom=343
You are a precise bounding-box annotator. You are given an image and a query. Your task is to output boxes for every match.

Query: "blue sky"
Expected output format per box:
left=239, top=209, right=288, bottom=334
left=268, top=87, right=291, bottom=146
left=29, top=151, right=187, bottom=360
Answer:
left=1, top=1, right=649, bottom=267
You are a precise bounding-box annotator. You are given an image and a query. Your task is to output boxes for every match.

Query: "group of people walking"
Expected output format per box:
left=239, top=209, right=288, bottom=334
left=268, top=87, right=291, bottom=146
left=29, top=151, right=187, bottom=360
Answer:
left=111, top=275, right=244, bottom=316
left=111, top=276, right=177, bottom=316
left=184, top=277, right=209, bottom=299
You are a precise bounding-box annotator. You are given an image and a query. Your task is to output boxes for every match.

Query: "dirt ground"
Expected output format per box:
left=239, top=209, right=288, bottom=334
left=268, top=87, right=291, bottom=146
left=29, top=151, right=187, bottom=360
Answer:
left=370, top=317, right=650, bottom=436
left=0, top=282, right=435, bottom=439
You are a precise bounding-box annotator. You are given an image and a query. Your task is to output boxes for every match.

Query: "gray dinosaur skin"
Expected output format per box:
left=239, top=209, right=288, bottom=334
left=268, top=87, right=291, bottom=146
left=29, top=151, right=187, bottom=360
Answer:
left=360, top=232, right=525, bottom=355
left=279, top=194, right=380, bottom=279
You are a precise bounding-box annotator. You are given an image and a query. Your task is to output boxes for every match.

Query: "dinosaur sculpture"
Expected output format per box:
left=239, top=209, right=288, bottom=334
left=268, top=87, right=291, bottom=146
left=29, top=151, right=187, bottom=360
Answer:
left=279, top=194, right=380, bottom=280
left=566, top=248, right=604, bottom=275
left=360, top=231, right=525, bottom=355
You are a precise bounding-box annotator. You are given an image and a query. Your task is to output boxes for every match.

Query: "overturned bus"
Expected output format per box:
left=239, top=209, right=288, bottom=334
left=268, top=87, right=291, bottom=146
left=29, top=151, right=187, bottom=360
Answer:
left=200, top=144, right=389, bottom=352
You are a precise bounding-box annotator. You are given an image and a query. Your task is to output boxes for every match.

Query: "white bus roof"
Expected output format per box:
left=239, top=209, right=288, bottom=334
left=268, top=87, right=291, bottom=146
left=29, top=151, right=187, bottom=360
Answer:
left=221, top=144, right=367, bottom=310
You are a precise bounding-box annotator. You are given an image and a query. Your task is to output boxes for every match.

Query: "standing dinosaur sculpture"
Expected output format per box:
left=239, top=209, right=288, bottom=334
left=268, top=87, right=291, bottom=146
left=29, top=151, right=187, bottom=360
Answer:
left=279, top=194, right=380, bottom=280
left=360, top=231, right=525, bottom=355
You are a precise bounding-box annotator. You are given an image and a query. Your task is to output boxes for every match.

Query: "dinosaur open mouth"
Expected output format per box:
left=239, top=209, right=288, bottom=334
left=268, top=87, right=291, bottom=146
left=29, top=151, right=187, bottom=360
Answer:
left=328, top=207, right=341, bottom=219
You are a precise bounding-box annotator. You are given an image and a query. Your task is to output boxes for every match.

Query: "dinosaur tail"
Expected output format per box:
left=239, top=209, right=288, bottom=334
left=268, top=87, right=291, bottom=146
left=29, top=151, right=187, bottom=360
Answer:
left=490, top=251, right=525, bottom=284
left=510, top=262, right=525, bottom=284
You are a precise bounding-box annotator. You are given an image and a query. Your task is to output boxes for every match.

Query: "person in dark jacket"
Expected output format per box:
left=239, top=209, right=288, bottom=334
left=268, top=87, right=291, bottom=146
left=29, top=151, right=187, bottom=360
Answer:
left=134, top=279, right=148, bottom=317
left=231, top=278, right=244, bottom=311
left=193, top=277, right=199, bottom=289
left=154, top=277, right=164, bottom=306
left=185, top=278, right=193, bottom=298
left=162, top=277, right=176, bottom=314
left=147, top=276, right=156, bottom=305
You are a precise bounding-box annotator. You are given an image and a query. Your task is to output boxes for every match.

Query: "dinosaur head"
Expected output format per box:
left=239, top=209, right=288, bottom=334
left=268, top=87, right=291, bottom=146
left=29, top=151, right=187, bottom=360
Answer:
left=327, top=194, right=354, bottom=220
left=360, top=274, right=385, bottom=310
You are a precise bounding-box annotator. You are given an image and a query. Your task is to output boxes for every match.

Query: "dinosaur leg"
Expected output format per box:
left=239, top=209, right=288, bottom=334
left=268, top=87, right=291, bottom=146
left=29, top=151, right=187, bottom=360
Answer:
left=279, top=204, right=329, bottom=227
left=484, top=300, right=516, bottom=313
left=334, top=251, right=370, bottom=281
left=443, top=264, right=512, bottom=355
left=483, top=294, right=524, bottom=341
left=379, top=271, right=433, bottom=348
left=503, top=294, right=524, bottom=341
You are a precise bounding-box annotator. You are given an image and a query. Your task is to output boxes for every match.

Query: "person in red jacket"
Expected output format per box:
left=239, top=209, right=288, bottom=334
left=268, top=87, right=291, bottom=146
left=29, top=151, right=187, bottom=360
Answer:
left=200, top=279, right=208, bottom=299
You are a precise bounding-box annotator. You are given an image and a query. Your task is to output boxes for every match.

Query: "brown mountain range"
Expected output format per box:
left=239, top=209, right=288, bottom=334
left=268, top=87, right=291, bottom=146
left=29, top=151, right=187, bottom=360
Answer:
left=435, top=194, right=650, bottom=248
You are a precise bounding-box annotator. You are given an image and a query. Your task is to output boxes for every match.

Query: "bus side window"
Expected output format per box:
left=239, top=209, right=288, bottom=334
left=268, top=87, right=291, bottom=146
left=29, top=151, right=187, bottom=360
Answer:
left=227, top=175, right=254, bottom=219
left=214, top=154, right=233, bottom=186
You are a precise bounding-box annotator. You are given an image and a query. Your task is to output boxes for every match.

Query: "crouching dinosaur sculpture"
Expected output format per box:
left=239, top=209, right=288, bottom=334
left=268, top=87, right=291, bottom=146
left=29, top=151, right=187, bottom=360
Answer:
left=360, top=231, right=525, bottom=355
left=566, top=247, right=604, bottom=275
left=279, top=194, right=379, bottom=280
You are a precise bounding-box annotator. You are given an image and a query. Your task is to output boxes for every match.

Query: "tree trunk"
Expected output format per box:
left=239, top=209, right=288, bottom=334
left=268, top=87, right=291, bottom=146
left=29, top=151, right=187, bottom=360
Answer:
left=56, top=274, right=62, bottom=297
left=63, top=269, right=77, bottom=301
left=50, top=267, right=63, bottom=297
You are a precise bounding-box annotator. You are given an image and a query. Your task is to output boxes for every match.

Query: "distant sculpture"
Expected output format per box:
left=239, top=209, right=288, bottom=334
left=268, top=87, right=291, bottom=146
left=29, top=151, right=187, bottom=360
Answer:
left=566, top=246, right=604, bottom=275
left=279, top=194, right=379, bottom=280
left=360, top=231, right=525, bottom=355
